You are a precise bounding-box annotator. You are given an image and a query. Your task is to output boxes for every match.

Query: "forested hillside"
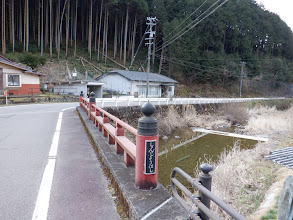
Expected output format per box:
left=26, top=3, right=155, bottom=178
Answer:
left=1, top=0, right=293, bottom=88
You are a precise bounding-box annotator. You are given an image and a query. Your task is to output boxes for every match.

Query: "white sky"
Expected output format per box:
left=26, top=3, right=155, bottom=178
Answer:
left=256, top=0, right=293, bottom=32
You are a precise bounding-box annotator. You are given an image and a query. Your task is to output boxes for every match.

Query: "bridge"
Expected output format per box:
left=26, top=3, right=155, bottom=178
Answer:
left=0, top=93, right=289, bottom=219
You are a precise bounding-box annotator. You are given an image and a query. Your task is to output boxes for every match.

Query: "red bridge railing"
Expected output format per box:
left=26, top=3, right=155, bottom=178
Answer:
left=79, top=91, right=158, bottom=190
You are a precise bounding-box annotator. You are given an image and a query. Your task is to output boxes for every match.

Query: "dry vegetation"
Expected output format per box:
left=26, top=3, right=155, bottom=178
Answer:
left=157, top=103, right=249, bottom=136
left=193, top=103, right=293, bottom=219
left=245, top=106, right=293, bottom=135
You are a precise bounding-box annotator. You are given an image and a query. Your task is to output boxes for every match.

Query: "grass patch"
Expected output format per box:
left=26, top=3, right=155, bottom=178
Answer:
left=260, top=209, right=277, bottom=220
left=260, top=199, right=279, bottom=220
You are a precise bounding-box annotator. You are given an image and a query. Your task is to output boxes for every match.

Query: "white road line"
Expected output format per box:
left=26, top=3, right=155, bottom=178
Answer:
left=140, top=197, right=173, bottom=220
left=32, top=110, right=65, bottom=220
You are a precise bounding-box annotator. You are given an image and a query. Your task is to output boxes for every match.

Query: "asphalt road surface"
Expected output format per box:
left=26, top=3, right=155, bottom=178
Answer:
left=0, top=103, right=119, bottom=220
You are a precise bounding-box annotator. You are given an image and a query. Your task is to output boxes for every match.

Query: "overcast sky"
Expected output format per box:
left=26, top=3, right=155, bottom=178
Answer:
left=256, top=0, right=293, bottom=32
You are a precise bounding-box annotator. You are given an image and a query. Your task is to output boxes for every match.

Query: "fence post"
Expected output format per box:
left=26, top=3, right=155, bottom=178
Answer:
left=199, top=163, right=213, bottom=220
left=136, top=101, right=158, bottom=190
left=88, top=92, right=96, bottom=120
left=79, top=91, right=84, bottom=107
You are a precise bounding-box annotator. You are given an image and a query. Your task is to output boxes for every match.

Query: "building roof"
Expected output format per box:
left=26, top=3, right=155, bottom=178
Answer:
left=96, top=70, right=178, bottom=84
left=0, top=55, right=44, bottom=76
left=51, top=80, right=103, bottom=86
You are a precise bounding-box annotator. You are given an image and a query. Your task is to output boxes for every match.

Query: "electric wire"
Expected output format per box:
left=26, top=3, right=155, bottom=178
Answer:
left=156, top=0, right=223, bottom=50
left=154, top=54, right=239, bottom=77
left=129, top=27, right=149, bottom=70
left=155, top=0, right=209, bottom=48
left=155, top=0, right=229, bottom=53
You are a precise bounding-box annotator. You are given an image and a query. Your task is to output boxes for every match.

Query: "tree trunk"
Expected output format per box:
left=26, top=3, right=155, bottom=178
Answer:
left=26, top=0, right=29, bottom=51
left=38, top=0, right=40, bottom=47
left=113, top=12, right=118, bottom=59
left=32, top=1, right=36, bottom=41
left=120, top=16, right=123, bottom=61
left=127, top=19, right=132, bottom=57
left=102, top=6, right=107, bottom=61
left=158, top=42, right=165, bottom=74
left=131, top=14, right=137, bottom=63
left=50, top=0, right=53, bottom=56
left=45, top=0, right=49, bottom=49
left=23, top=0, right=26, bottom=51
left=19, top=0, right=22, bottom=42
left=123, top=5, right=129, bottom=66
left=81, top=2, right=84, bottom=42
left=10, top=0, right=15, bottom=51
left=88, top=0, right=93, bottom=59
left=58, top=0, right=68, bottom=59
left=9, top=1, right=12, bottom=44
left=105, top=8, right=108, bottom=64
left=55, top=0, right=59, bottom=49
left=2, top=0, right=6, bottom=54
left=152, top=25, right=156, bottom=66
left=94, top=2, right=99, bottom=52
left=41, top=0, right=44, bottom=55
left=74, top=0, right=78, bottom=57
left=66, top=0, right=70, bottom=56
left=70, top=0, right=74, bottom=46
left=97, top=0, right=103, bottom=61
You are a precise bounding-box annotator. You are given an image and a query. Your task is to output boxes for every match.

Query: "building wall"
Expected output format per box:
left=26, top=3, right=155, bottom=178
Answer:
left=53, top=83, right=103, bottom=98
left=96, top=73, right=176, bottom=97
left=54, top=84, right=82, bottom=96
left=97, top=74, right=132, bottom=95
left=8, top=84, right=40, bottom=96
left=0, top=63, right=41, bottom=95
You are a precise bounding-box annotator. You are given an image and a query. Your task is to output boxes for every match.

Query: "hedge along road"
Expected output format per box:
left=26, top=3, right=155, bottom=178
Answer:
left=0, top=103, right=119, bottom=220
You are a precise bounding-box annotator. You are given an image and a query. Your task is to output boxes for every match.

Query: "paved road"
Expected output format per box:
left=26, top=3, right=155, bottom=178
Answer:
left=0, top=103, right=119, bottom=220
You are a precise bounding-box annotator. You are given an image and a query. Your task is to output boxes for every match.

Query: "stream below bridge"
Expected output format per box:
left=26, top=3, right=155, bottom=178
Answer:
left=158, top=129, right=258, bottom=188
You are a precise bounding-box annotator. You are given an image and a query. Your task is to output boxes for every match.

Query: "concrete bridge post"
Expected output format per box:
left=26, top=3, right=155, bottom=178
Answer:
left=136, top=101, right=158, bottom=190
left=199, top=163, right=213, bottom=220
left=88, top=92, right=96, bottom=120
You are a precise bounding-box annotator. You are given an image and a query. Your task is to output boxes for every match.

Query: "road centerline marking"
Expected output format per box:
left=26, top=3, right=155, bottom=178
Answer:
left=32, top=110, right=65, bottom=220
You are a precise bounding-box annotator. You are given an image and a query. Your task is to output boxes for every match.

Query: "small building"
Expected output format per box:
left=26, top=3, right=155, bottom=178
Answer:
left=0, top=55, right=44, bottom=96
left=51, top=80, right=103, bottom=98
left=95, top=70, right=178, bottom=98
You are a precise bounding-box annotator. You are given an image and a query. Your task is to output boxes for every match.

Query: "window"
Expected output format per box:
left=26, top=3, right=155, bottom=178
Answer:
left=138, top=85, right=159, bottom=96
left=8, top=75, right=20, bottom=86
left=149, top=86, right=159, bottom=96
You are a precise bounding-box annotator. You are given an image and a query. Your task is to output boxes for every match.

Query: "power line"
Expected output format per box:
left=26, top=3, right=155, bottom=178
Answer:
left=128, top=27, right=149, bottom=70
left=155, top=54, right=231, bottom=75
left=155, top=0, right=229, bottom=53
left=155, top=0, right=209, bottom=47
left=156, top=0, right=223, bottom=51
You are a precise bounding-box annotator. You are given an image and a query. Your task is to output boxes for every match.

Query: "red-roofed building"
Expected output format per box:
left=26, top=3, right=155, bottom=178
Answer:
left=0, top=55, right=44, bottom=96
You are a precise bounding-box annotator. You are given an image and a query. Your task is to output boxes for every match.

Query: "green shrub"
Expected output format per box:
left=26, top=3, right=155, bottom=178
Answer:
left=19, top=52, right=47, bottom=69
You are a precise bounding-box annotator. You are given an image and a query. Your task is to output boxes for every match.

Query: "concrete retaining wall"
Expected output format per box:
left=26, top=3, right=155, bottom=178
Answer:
left=77, top=107, right=187, bottom=220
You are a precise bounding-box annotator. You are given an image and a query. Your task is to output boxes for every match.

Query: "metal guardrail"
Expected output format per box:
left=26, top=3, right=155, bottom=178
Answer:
left=91, top=97, right=286, bottom=108
left=171, top=164, right=247, bottom=220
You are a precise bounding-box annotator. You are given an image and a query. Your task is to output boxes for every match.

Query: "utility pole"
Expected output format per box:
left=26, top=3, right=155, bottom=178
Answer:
left=145, top=17, right=156, bottom=98
left=239, top=62, right=246, bottom=97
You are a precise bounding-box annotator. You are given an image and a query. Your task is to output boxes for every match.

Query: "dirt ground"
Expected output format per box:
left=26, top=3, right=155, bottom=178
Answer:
left=249, top=167, right=293, bottom=219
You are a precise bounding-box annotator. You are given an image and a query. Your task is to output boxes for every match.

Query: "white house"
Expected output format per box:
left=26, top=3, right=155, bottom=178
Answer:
left=0, top=55, right=44, bottom=96
left=95, top=70, right=178, bottom=98
left=51, top=80, right=103, bottom=98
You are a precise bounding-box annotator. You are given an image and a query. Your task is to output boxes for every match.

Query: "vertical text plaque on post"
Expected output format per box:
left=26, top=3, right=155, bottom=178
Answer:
left=144, top=140, right=156, bottom=175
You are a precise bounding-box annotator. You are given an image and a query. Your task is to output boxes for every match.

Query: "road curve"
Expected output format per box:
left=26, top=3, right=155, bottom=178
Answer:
left=0, top=103, right=119, bottom=220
